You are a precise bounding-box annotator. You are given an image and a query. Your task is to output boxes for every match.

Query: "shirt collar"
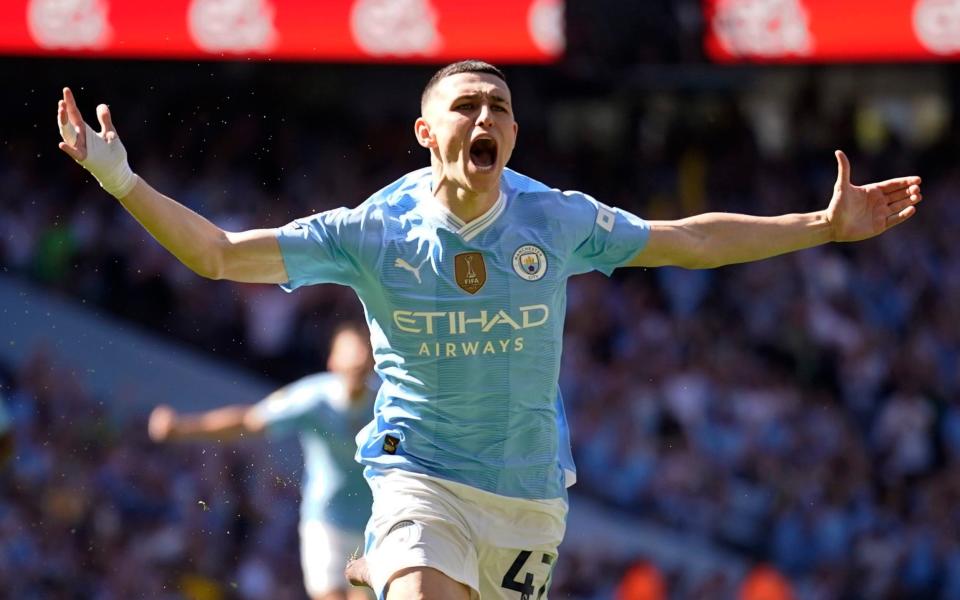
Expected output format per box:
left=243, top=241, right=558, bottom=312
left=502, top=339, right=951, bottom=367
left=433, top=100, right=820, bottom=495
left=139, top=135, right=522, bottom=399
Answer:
left=417, top=177, right=508, bottom=241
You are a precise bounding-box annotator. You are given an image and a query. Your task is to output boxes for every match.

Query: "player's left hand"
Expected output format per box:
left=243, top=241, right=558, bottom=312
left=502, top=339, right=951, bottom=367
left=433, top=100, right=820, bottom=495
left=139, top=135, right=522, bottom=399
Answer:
left=826, top=150, right=922, bottom=242
left=148, top=405, right=177, bottom=442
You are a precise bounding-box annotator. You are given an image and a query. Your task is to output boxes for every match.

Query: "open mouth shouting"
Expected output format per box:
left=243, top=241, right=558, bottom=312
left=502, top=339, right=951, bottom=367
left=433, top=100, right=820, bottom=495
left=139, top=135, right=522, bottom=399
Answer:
left=469, top=137, right=498, bottom=172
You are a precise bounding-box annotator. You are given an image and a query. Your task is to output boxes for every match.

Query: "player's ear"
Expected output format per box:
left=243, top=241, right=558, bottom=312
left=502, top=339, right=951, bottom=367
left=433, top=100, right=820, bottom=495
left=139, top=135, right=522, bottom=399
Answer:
left=414, top=117, right=435, bottom=149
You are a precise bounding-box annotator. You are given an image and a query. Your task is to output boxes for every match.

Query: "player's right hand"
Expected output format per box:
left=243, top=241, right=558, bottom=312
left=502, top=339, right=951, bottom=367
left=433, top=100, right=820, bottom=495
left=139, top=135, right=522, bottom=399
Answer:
left=57, top=87, right=138, bottom=198
left=148, top=405, right=177, bottom=442
left=345, top=556, right=373, bottom=590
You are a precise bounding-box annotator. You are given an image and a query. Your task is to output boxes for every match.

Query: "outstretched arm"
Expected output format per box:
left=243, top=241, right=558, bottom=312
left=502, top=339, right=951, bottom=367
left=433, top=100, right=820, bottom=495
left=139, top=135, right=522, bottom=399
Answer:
left=148, top=404, right=267, bottom=443
left=628, top=151, right=922, bottom=269
left=57, top=87, right=288, bottom=283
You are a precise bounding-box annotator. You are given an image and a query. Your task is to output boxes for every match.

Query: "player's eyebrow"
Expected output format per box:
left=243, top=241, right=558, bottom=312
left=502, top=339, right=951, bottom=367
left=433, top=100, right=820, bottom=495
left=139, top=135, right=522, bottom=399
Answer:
left=451, top=92, right=511, bottom=106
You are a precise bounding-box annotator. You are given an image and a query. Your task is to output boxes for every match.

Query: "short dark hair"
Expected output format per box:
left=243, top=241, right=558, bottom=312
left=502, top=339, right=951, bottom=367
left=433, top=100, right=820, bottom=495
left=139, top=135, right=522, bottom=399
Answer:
left=421, top=60, right=507, bottom=110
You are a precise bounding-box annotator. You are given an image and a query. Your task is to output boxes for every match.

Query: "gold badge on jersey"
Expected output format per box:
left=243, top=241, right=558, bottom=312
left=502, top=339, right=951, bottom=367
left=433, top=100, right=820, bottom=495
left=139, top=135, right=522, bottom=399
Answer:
left=454, top=252, right=486, bottom=294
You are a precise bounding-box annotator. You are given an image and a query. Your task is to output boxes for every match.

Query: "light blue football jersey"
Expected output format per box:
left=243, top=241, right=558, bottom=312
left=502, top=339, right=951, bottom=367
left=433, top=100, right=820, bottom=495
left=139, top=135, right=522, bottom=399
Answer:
left=277, top=168, right=649, bottom=500
left=251, top=372, right=376, bottom=531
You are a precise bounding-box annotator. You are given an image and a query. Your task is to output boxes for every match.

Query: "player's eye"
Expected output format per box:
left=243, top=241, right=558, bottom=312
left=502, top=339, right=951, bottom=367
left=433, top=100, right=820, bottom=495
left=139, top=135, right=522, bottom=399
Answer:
left=492, top=105, right=508, bottom=113
left=455, top=103, right=475, bottom=111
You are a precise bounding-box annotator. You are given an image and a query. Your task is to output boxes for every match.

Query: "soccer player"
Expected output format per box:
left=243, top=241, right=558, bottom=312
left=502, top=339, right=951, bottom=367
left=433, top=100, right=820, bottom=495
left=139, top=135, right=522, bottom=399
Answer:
left=56, top=60, right=922, bottom=599
left=147, top=322, right=376, bottom=600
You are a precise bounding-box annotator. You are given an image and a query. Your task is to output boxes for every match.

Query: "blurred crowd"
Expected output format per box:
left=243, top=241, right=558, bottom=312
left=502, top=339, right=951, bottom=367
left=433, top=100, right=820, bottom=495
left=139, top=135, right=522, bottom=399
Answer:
left=3, top=42, right=960, bottom=600
left=0, top=350, right=307, bottom=599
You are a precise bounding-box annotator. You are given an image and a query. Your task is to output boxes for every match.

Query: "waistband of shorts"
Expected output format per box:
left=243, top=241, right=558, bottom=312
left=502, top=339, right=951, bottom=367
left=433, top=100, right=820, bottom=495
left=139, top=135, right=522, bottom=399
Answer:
left=366, top=465, right=569, bottom=513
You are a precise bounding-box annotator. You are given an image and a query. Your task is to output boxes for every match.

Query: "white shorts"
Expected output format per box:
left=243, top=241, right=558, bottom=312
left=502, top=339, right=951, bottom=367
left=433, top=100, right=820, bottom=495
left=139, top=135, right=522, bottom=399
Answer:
left=300, top=519, right=366, bottom=598
left=363, top=469, right=567, bottom=599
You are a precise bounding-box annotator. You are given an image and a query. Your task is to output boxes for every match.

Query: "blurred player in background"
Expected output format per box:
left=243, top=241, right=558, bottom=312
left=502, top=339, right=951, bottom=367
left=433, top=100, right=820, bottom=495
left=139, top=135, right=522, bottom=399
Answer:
left=147, top=322, right=376, bottom=600
left=57, top=60, right=922, bottom=599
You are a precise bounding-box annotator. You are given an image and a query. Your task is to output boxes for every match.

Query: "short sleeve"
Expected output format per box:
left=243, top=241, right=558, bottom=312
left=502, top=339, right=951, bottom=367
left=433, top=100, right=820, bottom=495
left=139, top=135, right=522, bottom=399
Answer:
left=562, top=191, right=650, bottom=276
left=276, top=205, right=381, bottom=291
left=250, top=376, right=331, bottom=438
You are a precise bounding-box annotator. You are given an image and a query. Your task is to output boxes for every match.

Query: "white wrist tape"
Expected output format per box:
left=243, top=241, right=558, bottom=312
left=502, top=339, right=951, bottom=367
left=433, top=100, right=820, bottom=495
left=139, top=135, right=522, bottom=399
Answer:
left=62, top=122, right=138, bottom=198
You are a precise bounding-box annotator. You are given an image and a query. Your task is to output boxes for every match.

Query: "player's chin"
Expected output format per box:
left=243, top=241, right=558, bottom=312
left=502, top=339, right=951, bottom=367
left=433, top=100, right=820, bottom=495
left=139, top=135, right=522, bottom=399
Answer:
left=464, top=161, right=501, bottom=190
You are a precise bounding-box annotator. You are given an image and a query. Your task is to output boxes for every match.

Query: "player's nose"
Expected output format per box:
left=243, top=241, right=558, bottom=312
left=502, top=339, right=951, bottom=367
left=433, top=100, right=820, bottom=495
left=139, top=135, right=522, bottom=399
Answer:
left=476, top=104, right=494, bottom=127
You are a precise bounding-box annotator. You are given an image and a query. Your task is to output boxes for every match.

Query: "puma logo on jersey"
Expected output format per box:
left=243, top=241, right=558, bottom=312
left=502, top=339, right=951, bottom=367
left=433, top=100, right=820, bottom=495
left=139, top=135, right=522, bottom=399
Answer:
left=394, top=256, right=429, bottom=284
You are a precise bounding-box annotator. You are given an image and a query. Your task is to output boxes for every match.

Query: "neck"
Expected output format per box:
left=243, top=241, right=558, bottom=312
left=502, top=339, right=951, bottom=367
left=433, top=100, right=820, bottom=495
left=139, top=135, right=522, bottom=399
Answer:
left=346, top=379, right=366, bottom=403
left=431, top=163, right=500, bottom=223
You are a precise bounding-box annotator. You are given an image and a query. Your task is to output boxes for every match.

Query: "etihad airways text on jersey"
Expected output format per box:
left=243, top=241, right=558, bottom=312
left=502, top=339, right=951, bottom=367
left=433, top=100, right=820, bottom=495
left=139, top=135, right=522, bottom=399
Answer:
left=392, top=305, right=549, bottom=335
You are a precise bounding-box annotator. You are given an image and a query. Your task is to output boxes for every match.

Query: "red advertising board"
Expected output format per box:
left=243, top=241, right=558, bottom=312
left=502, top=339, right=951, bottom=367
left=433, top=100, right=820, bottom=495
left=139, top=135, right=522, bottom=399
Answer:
left=704, top=0, right=960, bottom=62
left=0, top=0, right=564, bottom=63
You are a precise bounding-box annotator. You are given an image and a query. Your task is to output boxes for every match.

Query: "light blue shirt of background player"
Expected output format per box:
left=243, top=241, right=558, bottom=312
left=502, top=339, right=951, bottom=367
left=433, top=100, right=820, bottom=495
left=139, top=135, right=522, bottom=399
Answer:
left=250, top=370, right=376, bottom=530
left=148, top=322, right=377, bottom=599
left=277, top=167, right=650, bottom=501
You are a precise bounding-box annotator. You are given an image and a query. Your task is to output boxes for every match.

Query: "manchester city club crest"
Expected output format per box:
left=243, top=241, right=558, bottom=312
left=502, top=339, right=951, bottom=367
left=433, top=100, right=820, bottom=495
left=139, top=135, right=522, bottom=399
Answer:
left=512, top=244, right=547, bottom=281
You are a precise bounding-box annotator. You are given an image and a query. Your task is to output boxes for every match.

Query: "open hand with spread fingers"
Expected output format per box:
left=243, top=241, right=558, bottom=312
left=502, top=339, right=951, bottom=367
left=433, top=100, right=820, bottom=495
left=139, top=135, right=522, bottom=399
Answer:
left=826, top=150, right=922, bottom=242
left=57, top=87, right=139, bottom=199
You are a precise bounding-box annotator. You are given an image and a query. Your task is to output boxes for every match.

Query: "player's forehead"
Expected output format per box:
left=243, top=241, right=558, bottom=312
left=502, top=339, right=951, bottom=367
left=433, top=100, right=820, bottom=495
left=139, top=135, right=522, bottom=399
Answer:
left=430, top=72, right=511, bottom=105
left=332, top=328, right=367, bottom=352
